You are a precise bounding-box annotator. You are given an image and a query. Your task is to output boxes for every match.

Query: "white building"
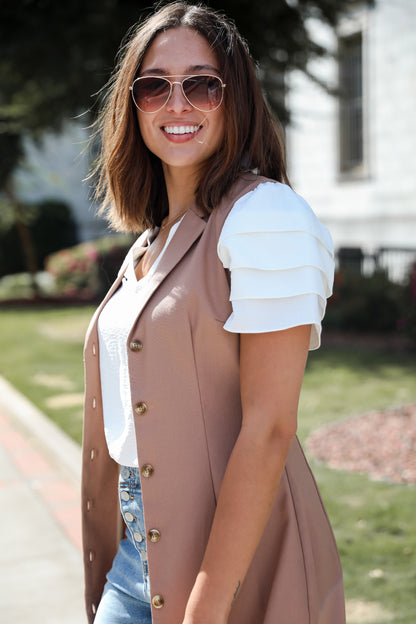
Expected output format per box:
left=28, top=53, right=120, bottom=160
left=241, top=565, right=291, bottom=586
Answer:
left=14, top=120, right=107, bottom=242
left=286, top=0, right=416, bottom=281
left=13, top=0, right=416, bottom=280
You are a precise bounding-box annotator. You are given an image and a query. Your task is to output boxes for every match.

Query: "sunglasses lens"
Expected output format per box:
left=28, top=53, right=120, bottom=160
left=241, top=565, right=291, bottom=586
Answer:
left=132, top=77, right=170, bottom=112
left=131, top=75, right=224, bottom=112
left=183, top=75, right=223, bottom=111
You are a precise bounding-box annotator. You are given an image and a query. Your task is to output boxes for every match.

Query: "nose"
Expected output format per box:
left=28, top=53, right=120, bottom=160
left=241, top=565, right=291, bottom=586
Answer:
left=166, top=81, right=192, bottom=113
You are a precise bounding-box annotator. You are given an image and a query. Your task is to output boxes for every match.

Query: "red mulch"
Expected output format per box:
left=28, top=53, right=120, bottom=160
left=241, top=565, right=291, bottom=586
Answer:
left=306, top=404, right=416, bottom=484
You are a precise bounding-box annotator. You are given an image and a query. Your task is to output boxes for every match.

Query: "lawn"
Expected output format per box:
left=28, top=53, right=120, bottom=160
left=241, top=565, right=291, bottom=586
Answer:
left=0, top=305, right=415, bottom=623
left=0, top=305, right=93, bottom=443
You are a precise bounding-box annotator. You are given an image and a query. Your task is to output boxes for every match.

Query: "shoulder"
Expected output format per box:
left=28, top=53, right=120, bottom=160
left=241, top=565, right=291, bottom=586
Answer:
left=220, top=180, right=333, bottom=252
left=218, top=180, right=334, bottom=268
left=216, top=179, right=335, bottom=350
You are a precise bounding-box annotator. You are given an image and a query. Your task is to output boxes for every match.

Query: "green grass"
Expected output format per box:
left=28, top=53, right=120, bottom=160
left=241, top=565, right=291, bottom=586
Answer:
left=299, top=347, right=416, bottom=624
left=0, top=305, right=94, bottom=443
left=0, top=306, right=415, bottom=622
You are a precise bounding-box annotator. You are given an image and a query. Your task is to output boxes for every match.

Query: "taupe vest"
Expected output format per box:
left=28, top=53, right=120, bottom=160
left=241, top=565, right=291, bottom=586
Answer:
left=82, top=174, right=345, bottom=623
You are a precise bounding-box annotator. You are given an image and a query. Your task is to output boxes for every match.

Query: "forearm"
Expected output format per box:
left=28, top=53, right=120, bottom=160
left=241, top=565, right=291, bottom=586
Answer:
left=183, top=425, right=295, bottom=623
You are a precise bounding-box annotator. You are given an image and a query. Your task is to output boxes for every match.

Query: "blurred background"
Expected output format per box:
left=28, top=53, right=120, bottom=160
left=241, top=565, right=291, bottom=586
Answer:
left=0, top=0, right=415, bottom=342
left=0, top=1, right=415, bottom=623
left=0, top=0, right=415, bottom=340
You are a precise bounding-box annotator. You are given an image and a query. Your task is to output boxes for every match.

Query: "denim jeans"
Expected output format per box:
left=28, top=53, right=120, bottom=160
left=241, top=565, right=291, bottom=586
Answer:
left=94, top=466, right=152, bottom=623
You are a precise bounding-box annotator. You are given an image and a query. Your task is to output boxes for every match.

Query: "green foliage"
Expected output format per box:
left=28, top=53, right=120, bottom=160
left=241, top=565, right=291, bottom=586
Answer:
left=45, top=234, right=134, bottom=300
left=0, top=198, right=78, bottom=276
left=325, top=270, right=405, bottom=333
left=399, top=262, right=416, bottom=346
left=0, top=0, right=350, bottom=187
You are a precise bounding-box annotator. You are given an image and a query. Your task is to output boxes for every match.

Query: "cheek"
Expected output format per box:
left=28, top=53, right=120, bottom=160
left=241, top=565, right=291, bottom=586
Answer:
left=137, top=114, right=154, bottom=148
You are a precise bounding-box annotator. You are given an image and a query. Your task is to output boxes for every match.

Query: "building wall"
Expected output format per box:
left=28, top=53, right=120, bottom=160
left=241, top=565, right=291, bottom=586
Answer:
left=286, top=0, right=416, bottom=263
left=13, top=0, right=416, bottom=262
left=13, top=120, right=108, bottom=242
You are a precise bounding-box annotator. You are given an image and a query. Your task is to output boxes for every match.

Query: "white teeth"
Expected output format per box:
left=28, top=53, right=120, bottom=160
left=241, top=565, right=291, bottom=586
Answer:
left=164, top=125, right=200, bottom=135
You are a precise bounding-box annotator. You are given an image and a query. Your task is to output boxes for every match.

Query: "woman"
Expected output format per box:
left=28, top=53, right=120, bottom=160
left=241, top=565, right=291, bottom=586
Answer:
left=82, top=3, right=345, bottom=624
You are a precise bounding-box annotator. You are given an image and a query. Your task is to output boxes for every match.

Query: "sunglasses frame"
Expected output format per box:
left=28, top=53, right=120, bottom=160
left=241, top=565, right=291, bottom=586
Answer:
left=129, top=74, right=226, bottom=113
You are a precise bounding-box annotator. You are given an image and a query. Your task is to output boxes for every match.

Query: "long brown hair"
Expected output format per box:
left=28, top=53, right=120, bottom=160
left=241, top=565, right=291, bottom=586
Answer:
left=93, top=1, right=289, bottom=232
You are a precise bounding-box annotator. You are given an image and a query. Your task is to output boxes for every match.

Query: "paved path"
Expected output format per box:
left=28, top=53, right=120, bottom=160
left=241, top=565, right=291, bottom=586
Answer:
left=0, top=376, right=86, bottom=623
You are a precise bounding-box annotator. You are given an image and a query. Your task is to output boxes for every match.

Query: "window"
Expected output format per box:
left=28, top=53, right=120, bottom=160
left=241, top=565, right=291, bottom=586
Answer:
left=339, top=32, right=363, bottom=174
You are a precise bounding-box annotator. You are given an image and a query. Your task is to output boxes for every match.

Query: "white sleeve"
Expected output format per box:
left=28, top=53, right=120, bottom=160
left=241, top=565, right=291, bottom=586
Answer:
left=217, top=181, right=335, bottom=350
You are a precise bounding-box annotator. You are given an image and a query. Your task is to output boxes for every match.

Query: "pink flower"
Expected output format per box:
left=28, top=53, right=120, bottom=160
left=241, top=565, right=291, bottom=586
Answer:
left=85, top=245, right=99, bottom=261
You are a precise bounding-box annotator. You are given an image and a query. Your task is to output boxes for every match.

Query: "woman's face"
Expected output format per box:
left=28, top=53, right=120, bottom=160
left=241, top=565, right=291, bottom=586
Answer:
left=136, top=27, right=225, bottom=177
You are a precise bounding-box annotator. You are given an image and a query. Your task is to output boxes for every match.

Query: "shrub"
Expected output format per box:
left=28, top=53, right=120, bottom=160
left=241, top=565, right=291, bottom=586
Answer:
left=0, top=271, right=55, bottom=301
left=45, top=235, right=135, bottom=301
left=399, top=262, right=416, bottom=346
left=324, top=269, right=404, bottom=332
left=0, top=198, right=78, bottom=277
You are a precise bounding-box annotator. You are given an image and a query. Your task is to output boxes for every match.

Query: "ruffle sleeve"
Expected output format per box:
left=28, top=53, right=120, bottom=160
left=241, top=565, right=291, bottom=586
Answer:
left=217, top=181, right=335, bottom=350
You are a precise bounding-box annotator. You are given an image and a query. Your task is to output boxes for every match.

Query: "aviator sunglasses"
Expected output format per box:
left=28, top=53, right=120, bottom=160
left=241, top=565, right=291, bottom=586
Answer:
left=129, top=74, right=226, bottom=113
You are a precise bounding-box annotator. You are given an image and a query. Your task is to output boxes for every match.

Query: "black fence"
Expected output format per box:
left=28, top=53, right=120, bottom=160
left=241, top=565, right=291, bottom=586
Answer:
left=337, top=247, right=416, bottom=283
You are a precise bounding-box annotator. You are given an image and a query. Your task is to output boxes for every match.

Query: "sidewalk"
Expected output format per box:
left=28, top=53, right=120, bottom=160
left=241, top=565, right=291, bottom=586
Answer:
left=0, top=376, right=86, bottom=623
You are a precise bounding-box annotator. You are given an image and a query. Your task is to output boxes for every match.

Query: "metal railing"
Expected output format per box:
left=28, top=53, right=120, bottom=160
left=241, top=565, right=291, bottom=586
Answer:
left=336, top=246, right=416, bottom=283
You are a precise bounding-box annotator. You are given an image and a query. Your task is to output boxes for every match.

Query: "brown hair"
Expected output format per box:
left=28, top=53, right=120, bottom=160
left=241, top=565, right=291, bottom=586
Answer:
left=93, top=1, right=289, bottom=232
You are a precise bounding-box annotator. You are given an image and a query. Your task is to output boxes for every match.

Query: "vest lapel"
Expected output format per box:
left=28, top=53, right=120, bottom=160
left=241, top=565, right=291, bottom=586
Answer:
left=129, top=204, right=207, bottom=323
left=84, top=270, right=125, bottom=348
left=85, top=228, right=153, bottom=343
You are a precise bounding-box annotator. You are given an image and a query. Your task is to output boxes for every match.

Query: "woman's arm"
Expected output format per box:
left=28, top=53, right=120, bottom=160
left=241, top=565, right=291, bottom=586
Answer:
left=182, top=324, right=311, bottom=624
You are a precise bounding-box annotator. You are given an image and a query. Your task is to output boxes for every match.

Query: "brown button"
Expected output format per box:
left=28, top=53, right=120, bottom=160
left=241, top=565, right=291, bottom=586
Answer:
left=134, top=402, right=147, bottom=415
left=141, top=464, right=154, bottom=478
left=148, top=528, right=161, bottom=543
left=152, top=594, right=164, bottom=609
left=130, top=340, right=143, bottom=352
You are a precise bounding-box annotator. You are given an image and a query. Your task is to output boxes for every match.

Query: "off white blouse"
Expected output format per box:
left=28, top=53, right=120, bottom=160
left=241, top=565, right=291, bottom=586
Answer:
left=98, top=182, right=334, bottom=467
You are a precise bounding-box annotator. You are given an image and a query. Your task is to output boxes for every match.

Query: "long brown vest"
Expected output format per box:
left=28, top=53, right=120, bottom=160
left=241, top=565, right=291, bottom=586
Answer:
left=82, top=174, right=345, bottom=623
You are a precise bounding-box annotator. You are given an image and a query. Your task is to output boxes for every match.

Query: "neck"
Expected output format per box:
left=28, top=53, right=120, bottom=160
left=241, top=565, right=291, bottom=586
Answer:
left=162, top=163, right=198, bottom=218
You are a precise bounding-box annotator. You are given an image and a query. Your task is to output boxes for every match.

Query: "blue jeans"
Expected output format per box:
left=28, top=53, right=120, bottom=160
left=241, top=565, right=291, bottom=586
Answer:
left=94, top=466, right=152, bottom=623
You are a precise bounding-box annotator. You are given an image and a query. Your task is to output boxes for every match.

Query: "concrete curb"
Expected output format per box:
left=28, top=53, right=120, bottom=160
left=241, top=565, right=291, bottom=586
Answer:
left=0, top=375, right=81, bottom=485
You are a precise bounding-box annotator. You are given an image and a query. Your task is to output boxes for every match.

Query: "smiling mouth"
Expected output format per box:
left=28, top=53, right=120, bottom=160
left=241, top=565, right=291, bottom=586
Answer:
left=162, top=124, right=201, bottom=135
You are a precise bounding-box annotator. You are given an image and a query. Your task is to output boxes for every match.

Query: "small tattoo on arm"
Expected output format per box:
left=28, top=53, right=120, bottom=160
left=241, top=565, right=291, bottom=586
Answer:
left=231, top=580, right=241, bottom=606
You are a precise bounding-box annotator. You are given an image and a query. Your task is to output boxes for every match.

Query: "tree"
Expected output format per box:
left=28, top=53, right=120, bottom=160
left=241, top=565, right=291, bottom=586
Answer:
left=0, top=0, right=351, bottom=186
left=1, top=0, right=351, bottom=291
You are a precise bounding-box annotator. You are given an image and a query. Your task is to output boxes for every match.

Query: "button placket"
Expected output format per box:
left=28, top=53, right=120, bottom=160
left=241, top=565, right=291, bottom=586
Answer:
left=119, top=468, right=147, bottom=550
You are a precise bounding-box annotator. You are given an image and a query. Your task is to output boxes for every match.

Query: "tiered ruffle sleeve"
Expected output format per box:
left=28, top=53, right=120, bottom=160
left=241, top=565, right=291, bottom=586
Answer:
left=217, top=181, right=334, bottom=350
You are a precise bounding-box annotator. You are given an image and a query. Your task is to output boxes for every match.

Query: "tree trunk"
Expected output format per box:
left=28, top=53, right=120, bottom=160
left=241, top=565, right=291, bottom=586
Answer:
left=5, top=184, right=40, bottom=299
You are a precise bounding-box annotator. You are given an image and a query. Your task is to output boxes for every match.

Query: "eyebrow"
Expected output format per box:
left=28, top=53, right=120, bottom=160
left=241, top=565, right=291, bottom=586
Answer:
left=140, top=64, right=219, bottom=76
